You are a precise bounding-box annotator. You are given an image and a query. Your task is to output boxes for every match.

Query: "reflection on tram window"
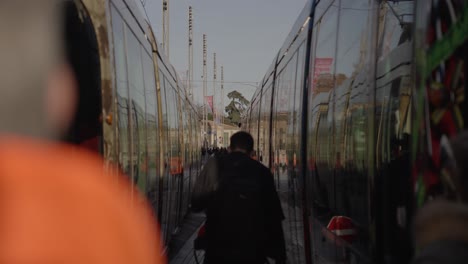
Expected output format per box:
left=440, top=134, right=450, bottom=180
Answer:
left=126, top=28, right=147, bottom=191
left=310, top=0, right=338, bottom=224
left=111, top=6, right=130, bottom=176
left=375, top=1, right=414, bottom=262
left=143, top=53, right=159, bottom=194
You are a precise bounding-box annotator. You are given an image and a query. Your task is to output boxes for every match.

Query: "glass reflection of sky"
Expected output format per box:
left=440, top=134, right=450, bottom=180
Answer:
left=313, top=1, right=414, bottom=77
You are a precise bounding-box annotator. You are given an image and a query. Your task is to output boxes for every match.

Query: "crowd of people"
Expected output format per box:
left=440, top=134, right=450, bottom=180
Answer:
left=201, top=147, right=229, bottom=158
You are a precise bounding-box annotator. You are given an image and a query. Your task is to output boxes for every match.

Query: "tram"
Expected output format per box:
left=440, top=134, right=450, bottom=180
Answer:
left=62, top=0, right=202, bottom=248
left=244, top=0, right=468, bottom=263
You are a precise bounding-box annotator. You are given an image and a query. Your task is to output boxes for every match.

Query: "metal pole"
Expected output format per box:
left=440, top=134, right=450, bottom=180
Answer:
left=203, top=34, right=207, bottom=148
left=213, top=52, right=217, bottom=147
left=162, top=0, right=169, bottom=57
left=221, top=66, right=224, bottom=147
left=188, top=6, right=194, bottom=101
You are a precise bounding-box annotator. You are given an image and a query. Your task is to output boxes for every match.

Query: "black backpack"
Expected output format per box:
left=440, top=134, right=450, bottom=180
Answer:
left=206, top=155, right=268, bottom=260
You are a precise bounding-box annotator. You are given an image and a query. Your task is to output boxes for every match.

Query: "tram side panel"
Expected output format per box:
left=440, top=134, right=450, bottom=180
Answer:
left=180, top=98, right=192, bottom=223
left=306, top=1, right=339, bottom=262
left=305, top=0, right=415, bottom=263
left=158, top=74, right=171, bottom=243
left=143, top=48, right=161, bottom=219
left=308, top=0, right=378, bottom=262
left=371, top=2, right=413, bottom=263
left=165, top=79, right=180, bottom=240
left=250, top=97, right=261, bottom=157
left=75, top=0, right=200, bottom=251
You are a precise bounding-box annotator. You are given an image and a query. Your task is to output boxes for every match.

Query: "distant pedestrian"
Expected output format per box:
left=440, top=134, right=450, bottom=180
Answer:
left=202, top=147, right=206, bottom=157
left=192, top=131, right=286, bottom=264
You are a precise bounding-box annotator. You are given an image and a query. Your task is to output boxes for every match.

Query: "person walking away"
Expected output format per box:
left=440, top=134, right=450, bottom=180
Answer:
left=0, top=2, right=165, bottom=263
left=191, top=131, right=286, bottom=264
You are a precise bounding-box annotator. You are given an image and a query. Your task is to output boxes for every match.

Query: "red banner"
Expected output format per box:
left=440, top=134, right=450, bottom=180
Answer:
left=313, top=58, right=333, bottom=86
left=205, top=96, right=214, bottom=112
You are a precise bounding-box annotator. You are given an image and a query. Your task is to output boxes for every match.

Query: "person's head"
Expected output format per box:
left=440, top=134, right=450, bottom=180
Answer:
left=0, top=1, right=77, bottom=139
left=229, top=131, right=254, bottom=155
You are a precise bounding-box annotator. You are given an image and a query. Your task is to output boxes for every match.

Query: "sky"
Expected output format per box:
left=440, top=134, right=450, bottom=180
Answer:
left=137, top=0, right=307, bottom=111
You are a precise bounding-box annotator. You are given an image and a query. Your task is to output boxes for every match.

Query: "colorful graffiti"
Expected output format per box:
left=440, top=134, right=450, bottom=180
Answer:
left=413, top=0, right=468, bottom=207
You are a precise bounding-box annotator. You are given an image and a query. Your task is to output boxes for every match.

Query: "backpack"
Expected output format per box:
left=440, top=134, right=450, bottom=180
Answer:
left=206, top=155, right=268, bottom=260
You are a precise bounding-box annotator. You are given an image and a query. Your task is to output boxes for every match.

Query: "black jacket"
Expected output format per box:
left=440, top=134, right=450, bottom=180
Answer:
left=191, top=152, right=286, bottom=263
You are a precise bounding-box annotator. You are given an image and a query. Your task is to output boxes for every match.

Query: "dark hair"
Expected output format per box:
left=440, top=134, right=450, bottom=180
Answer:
left=230, top=131, right=254, bottom=153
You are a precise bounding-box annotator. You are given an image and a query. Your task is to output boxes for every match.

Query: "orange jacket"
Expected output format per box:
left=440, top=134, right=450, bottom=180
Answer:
left=0, top=137, right=165, bottom=264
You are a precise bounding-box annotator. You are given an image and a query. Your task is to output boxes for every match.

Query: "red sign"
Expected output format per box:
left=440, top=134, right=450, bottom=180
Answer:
left=205, top=96, right=214, bottom=112
left=327, top=216, right=356, bottom=244
left=313, top=58, right=333, bottom=86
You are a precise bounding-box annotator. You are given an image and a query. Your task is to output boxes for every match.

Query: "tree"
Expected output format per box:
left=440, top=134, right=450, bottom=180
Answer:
left=225, top=90, right=250, bottom=125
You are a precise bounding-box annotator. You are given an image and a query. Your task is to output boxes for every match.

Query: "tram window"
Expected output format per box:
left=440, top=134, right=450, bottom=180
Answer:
left=272, top=71, right=285, bottom=190
left=333, top=0, right=376, bottom=246
left=293, top=43, right=306, bottom=158
left=162, top=78, right=171, bottom=155
left=308, top=1, right=339, bottom=262
left=167, top=86, right=179, bottom=160
left=126, top=28, right=148, bottom=192
left=159, top=73, right=168, bottom=133
left=310, top=0, right=338, bottom=213
left=374, top=2, right=414, bottom=261
left=174, top=89, right=181, bottom=160
left=159, top=75, right=170, bottom=243
left=377, top=1, right=414, bottom=62
left=285, top=53, right=298, bottom=169
left=111, top=6, right=131, bottom=176
left=272, top=72, right=282, bottom=175
left=334, top=0, right=373, bottom=203
left=262, top=85, right=272, bottom=166
left=251, top=101, right=260, bottom=153
left=143, top=53, right=159, bottom=193
left=335, top=0, right=379, bottom=260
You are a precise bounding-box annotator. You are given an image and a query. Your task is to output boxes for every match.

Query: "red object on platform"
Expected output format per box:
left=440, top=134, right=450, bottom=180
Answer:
left=327, top=216, right=357, bottom=243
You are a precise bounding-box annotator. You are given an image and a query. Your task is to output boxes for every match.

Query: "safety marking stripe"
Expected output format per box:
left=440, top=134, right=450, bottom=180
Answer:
left=331, top=229, right=356, bottom=236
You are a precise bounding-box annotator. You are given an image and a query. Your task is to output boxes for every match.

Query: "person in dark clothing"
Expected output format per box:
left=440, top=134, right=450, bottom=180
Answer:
left=191, top=132, right=286, bottom=264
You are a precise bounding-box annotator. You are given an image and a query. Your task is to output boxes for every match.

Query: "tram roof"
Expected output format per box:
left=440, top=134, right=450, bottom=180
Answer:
left=257, top=0, right=313, bottom=92
left=276, top=0, right=313, bottom=63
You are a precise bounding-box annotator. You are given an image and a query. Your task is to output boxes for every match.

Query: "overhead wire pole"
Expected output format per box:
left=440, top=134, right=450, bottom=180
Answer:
left=188, top=6, right=194, bottom=101
left=162, top=0, right=169, bottom=57
left=221, top=66, right=224, bottom=146
left=213, top=52, right=217, bottom=147
left=203, top=34, right=207, bottom=148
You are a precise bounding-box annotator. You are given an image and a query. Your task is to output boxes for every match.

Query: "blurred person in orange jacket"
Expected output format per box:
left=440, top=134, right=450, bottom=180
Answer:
left=0, top=1, right=165, bottom=263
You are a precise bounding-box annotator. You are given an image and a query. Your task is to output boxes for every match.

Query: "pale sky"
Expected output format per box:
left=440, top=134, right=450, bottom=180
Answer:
left=138, top=0, right=307, bottom=111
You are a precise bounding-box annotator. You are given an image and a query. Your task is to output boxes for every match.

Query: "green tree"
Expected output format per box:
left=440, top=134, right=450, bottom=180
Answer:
left=225, top=90, right=250, bottom=124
